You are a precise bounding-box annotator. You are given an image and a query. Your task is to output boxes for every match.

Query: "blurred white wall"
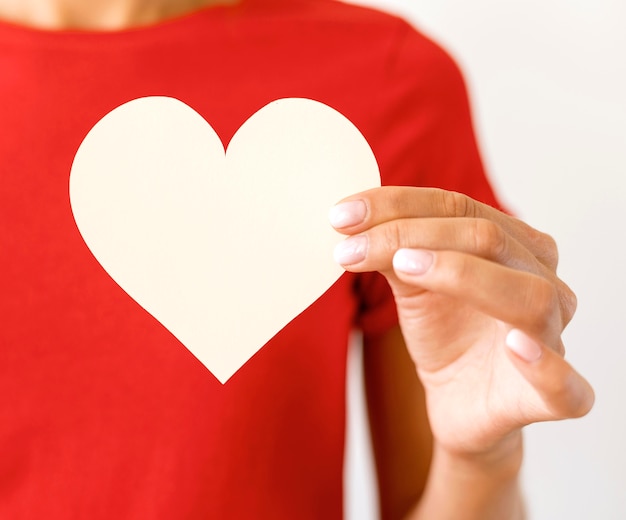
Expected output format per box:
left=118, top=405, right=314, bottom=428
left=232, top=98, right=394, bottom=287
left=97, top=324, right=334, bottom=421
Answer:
left=344, top=1, right=626, bottom=519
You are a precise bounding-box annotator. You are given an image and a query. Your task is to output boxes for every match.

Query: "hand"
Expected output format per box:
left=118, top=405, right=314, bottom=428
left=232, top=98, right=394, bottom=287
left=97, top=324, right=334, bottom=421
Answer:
left=330, top=187, right=594, bottom=456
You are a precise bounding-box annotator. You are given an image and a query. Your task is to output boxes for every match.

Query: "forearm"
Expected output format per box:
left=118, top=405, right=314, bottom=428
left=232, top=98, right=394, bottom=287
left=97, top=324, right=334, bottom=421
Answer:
left=408, top=432, right=525, bottom=520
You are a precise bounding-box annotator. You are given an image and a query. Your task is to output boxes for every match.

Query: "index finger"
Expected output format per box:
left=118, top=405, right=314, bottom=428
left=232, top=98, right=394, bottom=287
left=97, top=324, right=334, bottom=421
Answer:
left=329, top=186, right=558, bottom=270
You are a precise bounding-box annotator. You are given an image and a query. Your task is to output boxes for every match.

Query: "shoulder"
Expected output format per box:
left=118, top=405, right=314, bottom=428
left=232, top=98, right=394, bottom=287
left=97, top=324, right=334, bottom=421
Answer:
left=269, top=1, right=464, bottom=90
left=311, top=2, right=466, bottom=91
left=262, top=0, right=443, bottom=54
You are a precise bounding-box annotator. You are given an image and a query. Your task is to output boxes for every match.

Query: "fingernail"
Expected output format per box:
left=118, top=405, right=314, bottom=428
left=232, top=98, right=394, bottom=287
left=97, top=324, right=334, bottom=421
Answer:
left=334, top=235, right=368, bottom=265
left=505, top=329, right=543, bottom=362
left=393, top=249, right=433, bottom=275
left=329, top=200, right=367, bottom=228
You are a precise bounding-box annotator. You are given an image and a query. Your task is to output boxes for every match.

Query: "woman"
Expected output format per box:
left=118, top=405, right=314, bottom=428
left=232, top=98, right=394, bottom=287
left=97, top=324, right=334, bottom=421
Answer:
left=0, top=0, right=593, bottom=518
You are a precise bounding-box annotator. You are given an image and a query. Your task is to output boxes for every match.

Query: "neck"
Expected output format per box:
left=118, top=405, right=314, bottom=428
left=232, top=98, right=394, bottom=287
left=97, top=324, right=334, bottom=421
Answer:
left=0, top=0, right=239, bottom=31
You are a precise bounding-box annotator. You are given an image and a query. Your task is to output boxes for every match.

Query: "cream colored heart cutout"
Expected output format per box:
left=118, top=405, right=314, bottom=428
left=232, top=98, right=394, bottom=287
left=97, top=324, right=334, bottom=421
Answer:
left=70, top=97, right=380, bottom=383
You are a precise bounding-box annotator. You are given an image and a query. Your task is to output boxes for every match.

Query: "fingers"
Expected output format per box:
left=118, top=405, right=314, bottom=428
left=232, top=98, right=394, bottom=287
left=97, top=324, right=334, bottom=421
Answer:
left=333, top=215, right=544, bottom=276
left=330, top=186, right=559, bottom=270
left=329, top=187, right=594, bottom=427
left=333, top=224, right=575, bottom=334
left=330, top=187, right=577, bottom=329
left=389, top=248, right=593, bottom=422
left=505, top=330, right=594, bottom=420
left=389, top=248, right=563, bottom=341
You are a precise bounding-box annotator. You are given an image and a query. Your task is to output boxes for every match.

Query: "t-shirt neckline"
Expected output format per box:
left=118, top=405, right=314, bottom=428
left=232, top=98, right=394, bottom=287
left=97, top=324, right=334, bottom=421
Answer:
left=0, top=0, right=256, bottom=45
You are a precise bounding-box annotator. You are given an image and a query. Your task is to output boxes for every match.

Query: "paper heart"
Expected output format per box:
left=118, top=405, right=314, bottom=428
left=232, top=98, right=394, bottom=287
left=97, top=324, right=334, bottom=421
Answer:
left=70, top=97, right=380, bottom=383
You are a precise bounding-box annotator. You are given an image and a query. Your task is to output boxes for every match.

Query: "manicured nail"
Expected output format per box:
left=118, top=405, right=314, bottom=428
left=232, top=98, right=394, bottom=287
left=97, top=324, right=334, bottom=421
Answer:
left=393, top=249, right=433, bottom=275
left=505, top=329, right=543, bottom=362
left=329, top=200, right=367, bottom=228
left=334, top=235, right=368, bottom=265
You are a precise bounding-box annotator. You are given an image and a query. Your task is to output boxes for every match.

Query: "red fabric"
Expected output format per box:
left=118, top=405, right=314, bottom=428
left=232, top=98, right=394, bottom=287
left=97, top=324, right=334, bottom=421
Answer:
left=0, top=1, right=500, bottom=518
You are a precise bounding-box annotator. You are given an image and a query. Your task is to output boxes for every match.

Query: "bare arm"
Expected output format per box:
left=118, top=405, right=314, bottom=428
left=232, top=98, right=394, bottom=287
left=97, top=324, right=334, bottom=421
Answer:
left=363, top=325, right=432, bottom=520
left=365, top=326, right=524, bottom=520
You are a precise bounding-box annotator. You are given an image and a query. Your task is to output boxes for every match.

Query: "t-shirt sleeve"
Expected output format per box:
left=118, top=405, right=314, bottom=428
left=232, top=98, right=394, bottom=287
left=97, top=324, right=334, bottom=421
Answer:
left=355, top=18, right=503, bottom=339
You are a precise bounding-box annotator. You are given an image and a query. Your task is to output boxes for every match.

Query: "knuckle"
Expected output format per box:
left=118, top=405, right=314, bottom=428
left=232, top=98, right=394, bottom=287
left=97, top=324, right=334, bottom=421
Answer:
left=558, top=280, right=578, bottom=326
left=470, top=218, right=507, bottom=259
left=550, top=377, right=594, bottom=420
left=536, top=231, right=559, bottom=268
left=381, top=220, right=403, bottom=253
left=549, top=383, right=580, bottom=420
left=524, top=277, right=559, bottom=330
left=572, top=388, right=595, bottom=418
left=386, top=187, right=408, bottom=214
left=441, top=190, right=475, bottom=218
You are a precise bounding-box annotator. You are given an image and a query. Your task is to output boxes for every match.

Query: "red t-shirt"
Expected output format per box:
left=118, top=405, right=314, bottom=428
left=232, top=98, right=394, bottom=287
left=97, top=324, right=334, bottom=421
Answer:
left=0, top=0, right=499, bottom=518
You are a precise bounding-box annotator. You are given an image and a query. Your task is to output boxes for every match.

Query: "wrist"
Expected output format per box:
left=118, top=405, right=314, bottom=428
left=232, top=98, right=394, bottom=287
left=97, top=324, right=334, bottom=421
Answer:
left=410, top=432, right=525, bottom=520
left=435, top=430, right=524, bottom=480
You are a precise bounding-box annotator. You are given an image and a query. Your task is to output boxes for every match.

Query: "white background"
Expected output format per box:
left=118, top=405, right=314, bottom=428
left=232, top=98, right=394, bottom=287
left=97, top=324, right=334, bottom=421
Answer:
left=344, top=1, right=626, bottom=519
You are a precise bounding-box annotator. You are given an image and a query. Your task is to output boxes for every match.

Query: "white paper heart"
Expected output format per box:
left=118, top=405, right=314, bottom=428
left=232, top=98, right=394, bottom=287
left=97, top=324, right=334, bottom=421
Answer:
left=70, top=96, right=380, bottom=383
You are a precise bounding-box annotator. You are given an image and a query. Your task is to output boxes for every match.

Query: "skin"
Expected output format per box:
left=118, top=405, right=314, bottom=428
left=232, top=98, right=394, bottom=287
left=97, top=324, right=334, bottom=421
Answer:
left=1, top=1, right=594, bottom=518
left=332, top=187, right=594, bottom=519
left=0, top=0, right=239, bottom=30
